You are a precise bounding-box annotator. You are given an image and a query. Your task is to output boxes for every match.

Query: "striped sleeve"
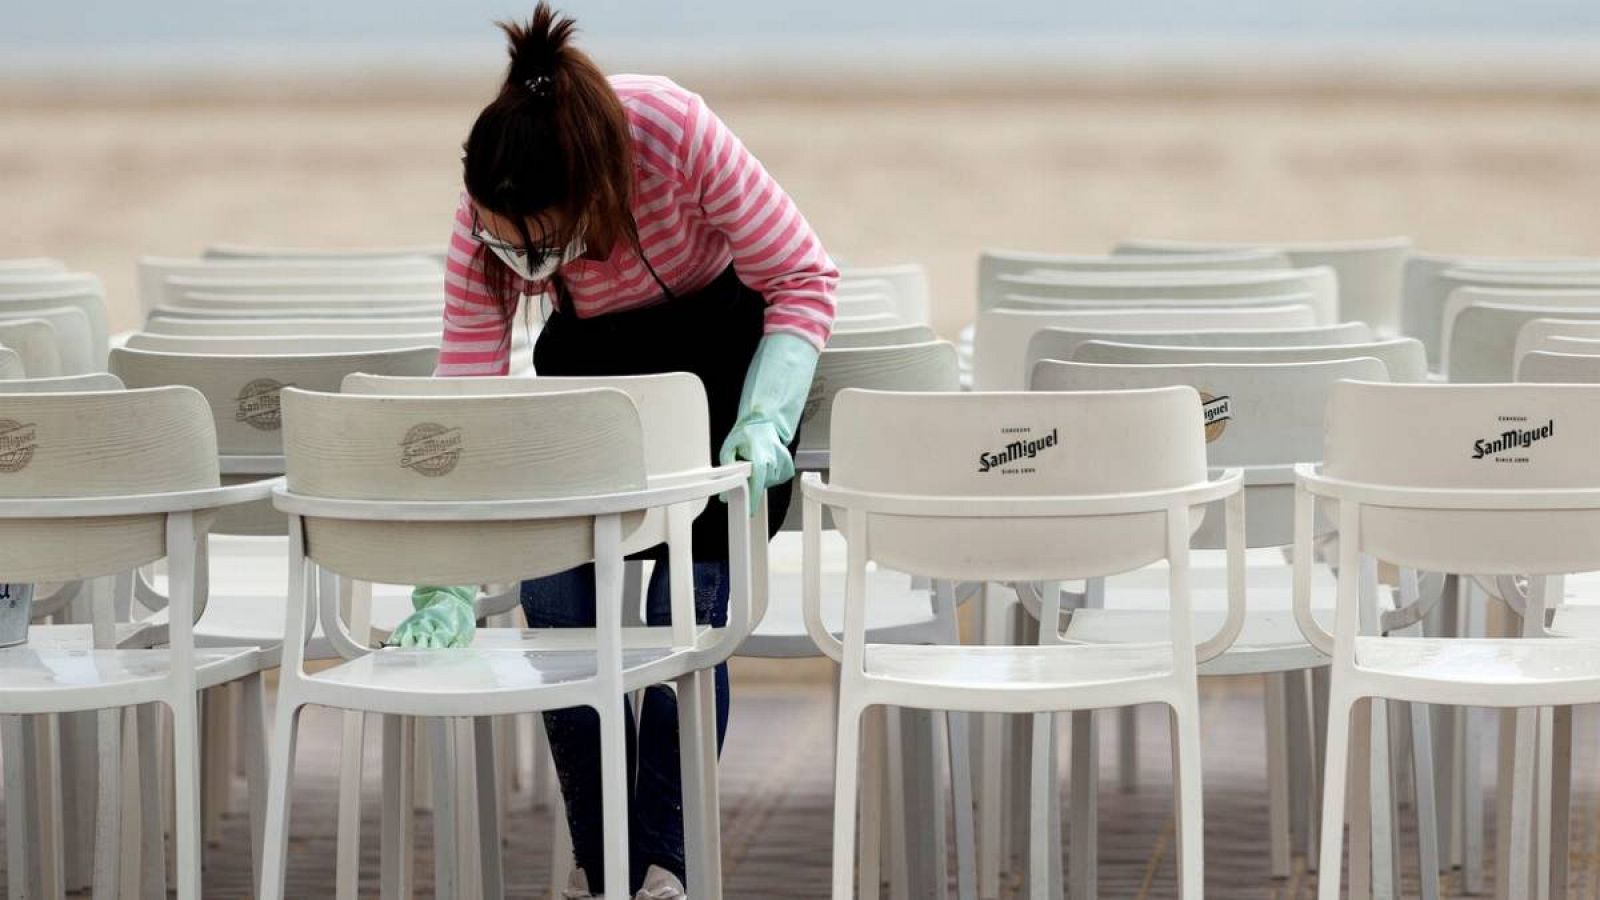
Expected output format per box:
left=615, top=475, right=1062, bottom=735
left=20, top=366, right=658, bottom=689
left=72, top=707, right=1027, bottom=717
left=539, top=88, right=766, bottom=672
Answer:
left=435, top=194, right=518, bottom=376
left=674, top=91, right=837, bottom=349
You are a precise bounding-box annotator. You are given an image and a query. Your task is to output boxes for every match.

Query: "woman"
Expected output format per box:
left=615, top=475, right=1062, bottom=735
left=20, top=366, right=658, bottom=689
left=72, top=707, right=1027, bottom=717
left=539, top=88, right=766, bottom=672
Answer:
left=388, top=5, right=837, bottom=898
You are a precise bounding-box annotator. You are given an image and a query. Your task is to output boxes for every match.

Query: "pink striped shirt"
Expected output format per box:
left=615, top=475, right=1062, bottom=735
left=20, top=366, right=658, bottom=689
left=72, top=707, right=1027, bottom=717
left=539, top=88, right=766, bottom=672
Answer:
left=437, top=74, right=838, bottom=376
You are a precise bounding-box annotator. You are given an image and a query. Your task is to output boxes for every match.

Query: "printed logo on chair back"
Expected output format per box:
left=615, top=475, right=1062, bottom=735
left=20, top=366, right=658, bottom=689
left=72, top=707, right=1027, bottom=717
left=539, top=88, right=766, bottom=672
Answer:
left=235, top=379, right=291, bottom=432
left=400, top=422, right=463, bottom=477
left=0, top=419, right=37, bottom=473
left=977, top=426, right=1059, bottom=474
left=1199, top=391, right=1231, bottom=444
left=1472, top=416, right=1555, bottom=463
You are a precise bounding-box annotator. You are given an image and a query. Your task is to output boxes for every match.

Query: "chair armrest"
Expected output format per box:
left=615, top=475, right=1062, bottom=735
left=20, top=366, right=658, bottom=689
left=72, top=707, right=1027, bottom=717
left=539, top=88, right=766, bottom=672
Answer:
left=0, top=476, right=285, bottom=519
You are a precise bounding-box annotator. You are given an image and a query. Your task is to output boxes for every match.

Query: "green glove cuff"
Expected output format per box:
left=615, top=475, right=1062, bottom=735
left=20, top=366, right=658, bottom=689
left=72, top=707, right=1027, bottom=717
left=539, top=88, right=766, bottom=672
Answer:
left=727, top=333, right=819, bottom=443
left=390, top=585, right=478, bottom=649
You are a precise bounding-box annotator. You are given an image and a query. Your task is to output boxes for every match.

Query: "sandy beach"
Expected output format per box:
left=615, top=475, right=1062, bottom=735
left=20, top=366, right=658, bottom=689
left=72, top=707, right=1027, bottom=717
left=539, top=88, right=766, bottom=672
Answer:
left=4, top=72, right=1600, bottom=338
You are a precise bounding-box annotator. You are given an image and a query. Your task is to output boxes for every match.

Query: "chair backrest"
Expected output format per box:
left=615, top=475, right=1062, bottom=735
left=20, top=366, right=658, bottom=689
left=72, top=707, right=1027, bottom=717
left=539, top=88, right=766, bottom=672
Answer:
left=1115, top=237, right=1411, bottom=333
left=1516, top=351, right=1600, bottom=383
left=840, top=263, right=930, bottom=324
left=978, top=248, right=1287, bottom=308
left=973, top=304, right=1319, bottom=390
left=203, top=244, right=444, bottom=263
left=124, top=332, right=440, bottom=355
left=1443, top=294, right=1600, bottom=382
left=0, top=304, right=94, bottom=375
left=0, top=287, right=109, bottom=369
left=1025, top=322, right=1372, bottom=373
left=137, top=255, right=442, bottom=313
left=0, top=319, right=60, bottom=378
left=834, top=292, right=899, bottom=320
left=0, top=348, right=21, bottom=379
left=801, top=341, right=960, bottom=453
left=828, top=387, right=1208, bottom=582
left=0, top=386, right=219, bottom=582
left=148, top=302, right=443, bottom=321
left=1402, top=252, right=1600, bottom=367
left=0, top=258, right=66, bottom=276
left=1514, top=318, right=1600, bottom=367
left=1322, top=381, right=1600, bottom=574
left=986, top=267, right=1338, bottom=324
left=140, top=316, right=441, bottom=337
left=339, top=372, right=709, bottom=554
left=997, top=290, right=1315, bottom=314
left=165, top=274, right=443, bottom=300
left=0, top=373, right=124, bottom=393
left=109, top=346, right=438, bottom=536
left=1070, top=337, right=1428, bottom=383
left=832, top=312, right=904, bottom=333
left=1033, top=357, right=1387, bottom=548
left=823, top=323, right=937, bottom=349
left=0, top=272, right=102, bottom=298
left=281, top=388, right=649, bottom=585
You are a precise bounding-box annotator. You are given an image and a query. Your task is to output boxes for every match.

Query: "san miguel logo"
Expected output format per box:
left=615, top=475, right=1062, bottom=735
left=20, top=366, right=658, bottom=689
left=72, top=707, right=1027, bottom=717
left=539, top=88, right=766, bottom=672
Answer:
left=1199, top=392, right=1231, bottom=444
left=1472, top=416, right=1554, bottom=462
left=400, top=423, right=463, bottom=477
left=978, top=427, right=1059, bottom=474
left=0, top=419, right=37, bottom=474
left=235, top=379, right=290, bottom=432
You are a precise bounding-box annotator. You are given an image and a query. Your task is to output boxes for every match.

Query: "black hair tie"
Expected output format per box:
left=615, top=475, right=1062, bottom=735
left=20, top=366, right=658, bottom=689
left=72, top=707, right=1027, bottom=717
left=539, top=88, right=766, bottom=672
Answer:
left=524, top=75, right=554, bottom=97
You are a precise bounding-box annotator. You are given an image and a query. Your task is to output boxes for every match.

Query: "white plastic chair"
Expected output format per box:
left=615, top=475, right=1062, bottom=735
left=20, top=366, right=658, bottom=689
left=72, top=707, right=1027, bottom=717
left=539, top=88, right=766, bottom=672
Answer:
left=203, top=244, right=444, bottom=263
left=0, top=385, right=273, bottom=899
left=972, top=304, right=1319, bottom=390
left=1401, top=254, right=1600, bottom=369
left=1115, top=237, right=1411, bottom=335
left=977, top=248, right=1288, bottom=308
left=1071, top=337, right=1429, bottom=383
left=0, top=257, right=66, bottom=276
left=1024, top=322, right=1373, bottom=372
left=823, top=323, right=937, bottom=349
left=123, top=332, right=441, bottom=355
left=834, top=292, right=900, bottom=321
left=0, top=348, right=21, bottom=379
left=148, top=301, right=444, bottom=321
left=0, top=372, right=122, bottom=394
left=137, top=256, right=442, bottom=314
left=0, top=305, right=93, bottom=376
left=805, top=386, right=1243, bottom=899
left=0, top=319, right=61, bottom=378
left=832, top=312, right=904, bottom=334
left=142, top=315, right=441, bottom=337
left=1517, top=351, right=1600, bottom=383
left=261, top=384, right=752, bottom=899
left=1295, top=381, right=1600, bottom=899
left=1442, top=293, right=1600, bottom=382
left=998, top=290, right=1318, bottom=314
left=840, top=263, right=931, bottom=324
left=0, top=287, right=109, bottom=371
left=985, top=268, right=1339, bottom=324
left=164, top=274, right=444, bottom=301
left=1513, top=318, right=1600, bottom=368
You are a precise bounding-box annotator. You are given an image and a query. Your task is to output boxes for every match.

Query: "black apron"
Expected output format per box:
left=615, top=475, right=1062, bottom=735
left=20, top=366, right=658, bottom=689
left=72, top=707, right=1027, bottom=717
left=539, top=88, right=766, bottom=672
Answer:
left=532, top=265, right=798, bottom=561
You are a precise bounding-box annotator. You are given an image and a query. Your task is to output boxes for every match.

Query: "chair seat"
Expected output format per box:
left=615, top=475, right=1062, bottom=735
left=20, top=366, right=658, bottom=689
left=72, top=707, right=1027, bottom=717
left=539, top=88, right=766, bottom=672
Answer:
left=1065, top=608, right=1333, bottom=676
left=0, top=640, right=260, bottom=713
left=862, top=642, right=1174, bottom=711
left=1354, top=636, right=1600, bottom=698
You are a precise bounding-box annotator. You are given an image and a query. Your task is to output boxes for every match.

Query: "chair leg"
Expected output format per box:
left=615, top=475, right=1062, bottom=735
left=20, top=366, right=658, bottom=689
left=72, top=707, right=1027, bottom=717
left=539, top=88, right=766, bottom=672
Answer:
left=170, top=694, right=204, bottom=900
left=885, top=711, right=911, bottom=900
left=1027, top=712, right=1055, bottom=900
left=859, top=706, right=884, bottom=898
left=1369, top=700, right=1397, bottom=900
left=453, top=719, right=483, bottom=900
left=1310, top=668, right=1331, bottom=875
left=697, top=670, right=724, bottom=899
left=336, top=709, right=368, bottom=900
left=2, top=715, right=32, bottom=900
left=677, top=671, right=722, bottom=900
left=202, top=688, right=230, bottom=847
left=1407, top=700, right=1441, bottom=900
left=117, top=706, right=141, bottom=900
left=381, top=715, right=416, bottom=900
left=1116, top=706, right=1139, bottom=794
left=473, top=717, right=505, bottom=900
left=1266, top=674, right=1292, bottom=879
left=429, top=718, right=460, bottom=900
left=259, top=698, right=305, bottom=900
left=93, top=707, right=123, bottom=899
left=1505, top=708, right=1539, bottom=899
left=1069, top=710, right=1097, bottom=900
left=1550, top=706, right=1572, bottom=900
left=833, top=703, right=866, bottom=900
left=1348, top=698, right=1373, bottom=900
left=242, top=673, right=270, bottom=897
left=61, top=708, right=97, bottom=893
left=946, top=711, right=978, bottom=900
left=35, top=715, right=65, bottom=899
left=1318, top=693, right=1357, bottom=900
left=598, top=699, right=630, bottom=900
left=1169, top=702, right=1204, bottom=900
left=137, top=703, right=169, bottom=899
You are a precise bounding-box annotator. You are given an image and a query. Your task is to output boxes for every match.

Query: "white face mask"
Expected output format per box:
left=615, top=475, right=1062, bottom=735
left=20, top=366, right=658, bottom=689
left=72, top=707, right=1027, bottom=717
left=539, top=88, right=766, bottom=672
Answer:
left=487, top=239, right=586, bottom=282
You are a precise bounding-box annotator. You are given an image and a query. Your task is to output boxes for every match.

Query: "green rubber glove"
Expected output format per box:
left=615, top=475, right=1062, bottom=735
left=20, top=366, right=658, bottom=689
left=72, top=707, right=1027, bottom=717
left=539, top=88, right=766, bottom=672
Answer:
left=388, top=585, right=478, bottom=648
left=718, top=333, right=819, bottom=516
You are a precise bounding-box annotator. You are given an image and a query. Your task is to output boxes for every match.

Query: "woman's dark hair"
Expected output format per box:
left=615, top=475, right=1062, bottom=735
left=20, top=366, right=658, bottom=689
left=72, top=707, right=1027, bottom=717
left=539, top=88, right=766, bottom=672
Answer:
left=463, top=3, right=638, bottom=317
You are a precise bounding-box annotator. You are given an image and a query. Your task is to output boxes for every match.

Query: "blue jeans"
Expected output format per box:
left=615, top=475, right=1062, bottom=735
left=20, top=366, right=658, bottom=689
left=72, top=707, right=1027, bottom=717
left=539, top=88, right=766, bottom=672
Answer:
left=521, top=562, right=731, bottom=895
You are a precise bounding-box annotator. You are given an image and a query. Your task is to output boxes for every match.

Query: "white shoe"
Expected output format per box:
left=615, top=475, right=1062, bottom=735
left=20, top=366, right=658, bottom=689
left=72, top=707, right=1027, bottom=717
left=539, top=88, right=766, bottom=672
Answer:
left=563, top=869, right=596, bottom=899
left=634, top=865, right=687, bottom=900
